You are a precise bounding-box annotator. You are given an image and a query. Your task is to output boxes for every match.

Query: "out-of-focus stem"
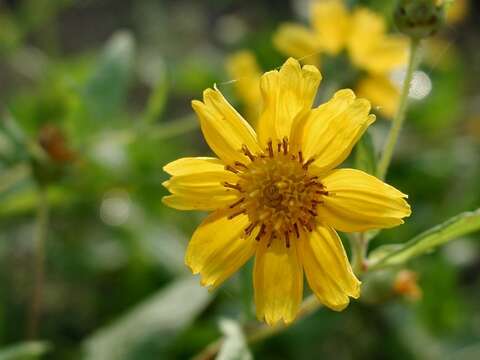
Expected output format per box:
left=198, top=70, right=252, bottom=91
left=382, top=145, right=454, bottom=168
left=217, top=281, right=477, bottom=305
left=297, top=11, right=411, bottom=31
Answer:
left=377, top=38, right=421, bottom=180
left=26, top=186, right=50, bottom=339
left=193, top=295, right=320, bottom=360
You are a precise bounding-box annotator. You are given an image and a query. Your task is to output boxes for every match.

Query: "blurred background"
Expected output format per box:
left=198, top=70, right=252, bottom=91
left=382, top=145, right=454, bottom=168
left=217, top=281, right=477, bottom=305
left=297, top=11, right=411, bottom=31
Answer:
left=0, top=0, right=479, bottom=359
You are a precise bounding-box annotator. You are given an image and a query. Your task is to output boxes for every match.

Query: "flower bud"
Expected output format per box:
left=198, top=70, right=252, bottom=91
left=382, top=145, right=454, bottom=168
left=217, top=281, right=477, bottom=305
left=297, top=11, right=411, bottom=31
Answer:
left=394, top=0, right=446, bottom=39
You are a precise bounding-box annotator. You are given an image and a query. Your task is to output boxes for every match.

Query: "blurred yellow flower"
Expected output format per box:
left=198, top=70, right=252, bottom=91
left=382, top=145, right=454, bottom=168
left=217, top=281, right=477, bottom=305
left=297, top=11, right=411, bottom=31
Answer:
left=445, top=0, right=468, bottom=24
left=163, top=58, right=411, bottom=325
left=226, top=51, right=262, bottom=125
left=273, top=0, right=408, bottom=118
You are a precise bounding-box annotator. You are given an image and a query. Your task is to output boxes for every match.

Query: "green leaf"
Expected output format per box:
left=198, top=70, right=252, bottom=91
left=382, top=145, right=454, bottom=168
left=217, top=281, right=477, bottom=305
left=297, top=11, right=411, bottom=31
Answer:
left=0, top=341, right=51, bottom=360
left=216, top=319, right=252, bottom=360
left=369, top=209, right=480, bottom=269
left=82, top=276, right=212, bottom=360
left=354, top=129, right=377, bottom=175
left=82, top=31, right=135, bottom=122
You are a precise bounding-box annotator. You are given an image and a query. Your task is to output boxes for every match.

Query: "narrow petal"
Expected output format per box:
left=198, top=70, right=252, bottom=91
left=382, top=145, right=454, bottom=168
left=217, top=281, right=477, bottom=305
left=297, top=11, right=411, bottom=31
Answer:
left=257, top=58, right=322, bottom=147
left=311, top=0, right=350, bottom=55
left=318, top=169, right=411, bottom=232
left=192, top=87, right=261, bottom=165
left=164, top=157, right=227, bottom=176
left=162, top=157, right=240, bottom=211
left=273, top=23, right=321, bottom=66
left=301, top=89, right=375, bottom=173
left=300, top=225, right=360, bottom=311
left=254, top=237, right=303, bottom=325
left=355, top=75, right=400, bottom=119
left=186, top=210, right=257, bottom=288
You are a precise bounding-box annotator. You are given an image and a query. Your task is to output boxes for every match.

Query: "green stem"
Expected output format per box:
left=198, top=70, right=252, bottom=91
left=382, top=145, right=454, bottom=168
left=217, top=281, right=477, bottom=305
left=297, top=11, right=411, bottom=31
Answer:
left=351, top=232, right=369, bottom=275
left=26, top=186, right=50, bottom=339
left=377, top=38, right=421, bottom=180
left=193, top=295, right=320, bottom=360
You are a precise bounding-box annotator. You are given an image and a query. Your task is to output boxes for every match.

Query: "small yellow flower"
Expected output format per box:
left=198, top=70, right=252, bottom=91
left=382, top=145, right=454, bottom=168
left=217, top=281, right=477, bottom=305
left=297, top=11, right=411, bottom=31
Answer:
left=445, top=0, right=468, bottom=25
left=226, top=51, right=262, bottom=125
left=163, top=58, right=411, bottom=325
left=273, top=0, right=408, bottom=118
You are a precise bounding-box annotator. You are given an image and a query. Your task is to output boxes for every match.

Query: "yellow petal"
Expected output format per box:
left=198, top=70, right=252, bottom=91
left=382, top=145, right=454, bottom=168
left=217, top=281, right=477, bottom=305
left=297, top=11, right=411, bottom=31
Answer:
left=226, top=51, right=262, bottom=125
left=347, top=7, right=385, bottom=69
left=318, top=169, right=411, bottom=232
left=301, top=89, right=375, bottom=173
left=186, top=210, right=257, bottom=288
left=347, top=8, right=408, bottom=73
left=360, top=36, right=409, bottom=74
left=162, top=157, right=239, bottom=211
left=311, top=0, right=350, bottom=55
left=162, top=194, right=236, bottom=211
left=355, top=75, right=400, bottom=119
left=273, top=23, right=321, bottom=66
left=257, top=58, right=322, bottom=147
left=254, top=237, right=303, bottom=326
left=300, top=225, right=360, bottom=311
left=164, top=157, right=226, bottom=176
left=192, top=87, right=261, bottom=165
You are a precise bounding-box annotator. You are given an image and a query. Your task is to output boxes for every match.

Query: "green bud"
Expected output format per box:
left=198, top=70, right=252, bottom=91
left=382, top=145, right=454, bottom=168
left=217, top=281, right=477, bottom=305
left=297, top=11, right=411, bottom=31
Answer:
left=394, top=0, right=446, bottom=39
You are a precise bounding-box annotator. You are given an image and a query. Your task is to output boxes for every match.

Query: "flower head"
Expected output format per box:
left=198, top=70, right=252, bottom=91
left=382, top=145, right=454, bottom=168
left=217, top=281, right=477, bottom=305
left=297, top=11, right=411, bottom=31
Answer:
left=163, top=58, right=411, bottom=325
left=273, top=0, right=408, bottom=118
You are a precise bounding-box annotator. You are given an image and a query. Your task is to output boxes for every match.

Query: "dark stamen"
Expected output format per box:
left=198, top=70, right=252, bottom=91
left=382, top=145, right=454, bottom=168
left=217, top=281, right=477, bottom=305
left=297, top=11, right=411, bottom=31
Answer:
left=282, top=137, right=288, bottom=155
left=277, top=142, right=282, bottom=153
left=255, top=224, right=266, bottom=241
left=267, top=234, right=274, bottom=248
left=228, top=209, right=247, bottom=219
left=225, top=165, right=239, bottom=174
left=244, top=222, right=258, bottom=235
left=293, top=223, right=300, bottom=238
left=298, top=151, right=303, bottom=164
left=224, top=182, right=243, bottom=191
left=234, top=161, right=248, bottom=169
left=229, top=197, right=245, bottom=208
left=242, top=144, right=256, bottom=161
left=267, top=140, right=274, bottom=158
left=303, top=158, right=315, bottom=169
left=285, top=231, right=290, bottom=248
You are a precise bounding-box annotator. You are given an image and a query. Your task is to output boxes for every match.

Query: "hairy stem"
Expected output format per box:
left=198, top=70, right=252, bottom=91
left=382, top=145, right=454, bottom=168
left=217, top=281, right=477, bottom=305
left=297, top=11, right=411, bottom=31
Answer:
left=377, top=38, right=421, bottom=180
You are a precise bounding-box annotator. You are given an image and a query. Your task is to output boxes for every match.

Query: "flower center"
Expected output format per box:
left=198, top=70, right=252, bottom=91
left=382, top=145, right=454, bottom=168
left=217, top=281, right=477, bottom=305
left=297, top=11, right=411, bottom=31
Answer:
left=224, top=137, right=328, bottom=247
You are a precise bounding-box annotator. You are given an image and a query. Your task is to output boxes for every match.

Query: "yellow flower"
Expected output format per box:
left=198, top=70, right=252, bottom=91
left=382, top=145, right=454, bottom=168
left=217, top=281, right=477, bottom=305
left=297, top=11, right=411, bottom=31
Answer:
left=226, top=51, right=262, bottom=125
left=355, top=75, right=400, bottom=119
left=445, top=0, right=468, bottom=24
left=273, top=0, right=408, bottom=118
left=163, top=58, right=411, bottom=325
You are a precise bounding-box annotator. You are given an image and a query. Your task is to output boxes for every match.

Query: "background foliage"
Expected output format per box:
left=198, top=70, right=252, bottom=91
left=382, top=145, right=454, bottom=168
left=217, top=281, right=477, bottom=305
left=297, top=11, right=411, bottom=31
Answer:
left=1, top=0, right=479, bottom=359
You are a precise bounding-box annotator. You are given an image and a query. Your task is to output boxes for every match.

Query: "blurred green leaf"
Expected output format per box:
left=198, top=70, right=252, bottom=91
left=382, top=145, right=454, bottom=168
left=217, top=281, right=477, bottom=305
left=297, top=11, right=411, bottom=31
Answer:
left=83, top=276, right=212, bottom=360
left=216, top=319, right=252, bottom=360
left=369, top=208, right=480, bottom=269
left=82, top=31, right=135, bottom=122
left=354, top=129, right=377, bottom=175
left=0, top=341, right=50, bottom=360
